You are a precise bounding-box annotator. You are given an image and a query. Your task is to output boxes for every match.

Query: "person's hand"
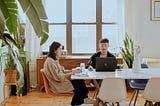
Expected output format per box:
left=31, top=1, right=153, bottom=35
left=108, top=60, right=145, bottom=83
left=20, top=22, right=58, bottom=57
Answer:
left=65, top=69, right=80, bottom=80
left=88, top=66, right=94, bottom=71
left=72, top=68, right=81, bottom=74
left=65, top=73, right=71, bottom=80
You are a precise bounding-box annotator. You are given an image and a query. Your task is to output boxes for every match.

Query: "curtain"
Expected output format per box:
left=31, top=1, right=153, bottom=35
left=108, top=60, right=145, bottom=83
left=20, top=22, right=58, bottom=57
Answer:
left=25, top=18, right=42, bottom=87
left=25, top=18, right=42, bottom=62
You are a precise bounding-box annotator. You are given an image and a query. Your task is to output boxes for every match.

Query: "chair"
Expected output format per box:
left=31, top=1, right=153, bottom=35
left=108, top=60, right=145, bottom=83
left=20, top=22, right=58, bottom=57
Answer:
left=40, top=69, right=73, bottom=96
left=97, top=78, right=127, bottom=106
left=129, top=63, right=149, bottom=106
left=143, top=78, right=160, bottom=106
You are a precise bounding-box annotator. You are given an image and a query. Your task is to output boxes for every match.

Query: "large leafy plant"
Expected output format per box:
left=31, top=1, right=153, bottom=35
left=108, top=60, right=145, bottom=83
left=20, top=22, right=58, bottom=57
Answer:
left=0, top=0, right=49, bottom=46
left=120, top=33, right=134, bottom=68
left=0, top=0, right=49, bottom=90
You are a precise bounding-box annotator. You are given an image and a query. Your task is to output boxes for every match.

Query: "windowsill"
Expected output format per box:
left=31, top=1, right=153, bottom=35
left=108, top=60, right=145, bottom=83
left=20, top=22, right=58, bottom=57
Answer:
left=40, top=55, right=122, bottom=59
left=60, top=55, right=91, bottom=59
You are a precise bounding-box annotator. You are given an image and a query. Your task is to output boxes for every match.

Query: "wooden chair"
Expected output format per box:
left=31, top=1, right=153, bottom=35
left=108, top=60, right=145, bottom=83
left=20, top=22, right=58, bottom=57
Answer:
left=40, top=69, right=73, bottom=96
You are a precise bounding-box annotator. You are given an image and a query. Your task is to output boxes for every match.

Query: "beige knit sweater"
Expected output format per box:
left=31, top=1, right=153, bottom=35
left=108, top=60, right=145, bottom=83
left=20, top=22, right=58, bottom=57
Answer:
left=44, top=57, right=74, bottom=93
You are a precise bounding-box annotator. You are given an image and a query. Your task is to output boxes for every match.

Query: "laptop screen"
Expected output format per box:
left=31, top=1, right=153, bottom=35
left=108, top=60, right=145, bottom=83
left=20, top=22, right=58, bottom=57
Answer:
left=95, top=57, right=117, bottom=72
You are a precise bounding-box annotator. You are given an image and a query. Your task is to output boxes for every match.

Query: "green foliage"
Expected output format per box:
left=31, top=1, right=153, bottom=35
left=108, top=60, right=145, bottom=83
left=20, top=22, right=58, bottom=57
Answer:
left=0, top=0, right=49, bottom=46
left=120, top=33, right=134, bottom=68
left=18, top=0, right=49, bottom=45
left=0, top=0, right=18, bottom=36
left=0, top=11, right=5, bottom=38
left=2, top=32, right=20, bottom=48
left=4, top=48, right=16, bottom=70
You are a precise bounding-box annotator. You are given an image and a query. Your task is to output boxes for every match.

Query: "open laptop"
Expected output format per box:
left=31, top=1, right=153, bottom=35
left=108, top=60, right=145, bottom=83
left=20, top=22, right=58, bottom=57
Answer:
left=95, top=57, right=117, bottom=72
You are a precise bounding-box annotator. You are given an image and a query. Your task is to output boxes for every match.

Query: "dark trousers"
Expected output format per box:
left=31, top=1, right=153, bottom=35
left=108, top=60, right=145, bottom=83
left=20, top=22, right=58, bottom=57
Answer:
left=70, top=80, right=88, bottom=106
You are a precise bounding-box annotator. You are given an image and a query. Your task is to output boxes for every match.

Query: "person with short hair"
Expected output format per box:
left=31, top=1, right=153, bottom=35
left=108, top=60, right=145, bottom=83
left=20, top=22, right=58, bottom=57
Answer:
left=86, top=38, right=116, bottom=70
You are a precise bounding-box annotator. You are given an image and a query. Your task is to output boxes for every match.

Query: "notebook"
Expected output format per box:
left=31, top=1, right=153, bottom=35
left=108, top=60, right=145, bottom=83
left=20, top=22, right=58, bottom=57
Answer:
left=95, top=57, right=117, bottom=72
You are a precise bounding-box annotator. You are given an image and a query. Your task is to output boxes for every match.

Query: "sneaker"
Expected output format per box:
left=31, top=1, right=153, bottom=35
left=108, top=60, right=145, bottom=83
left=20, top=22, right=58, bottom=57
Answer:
left=90, top=83, right=95, bottom=87
left=84, top=97, right=95, bottom=104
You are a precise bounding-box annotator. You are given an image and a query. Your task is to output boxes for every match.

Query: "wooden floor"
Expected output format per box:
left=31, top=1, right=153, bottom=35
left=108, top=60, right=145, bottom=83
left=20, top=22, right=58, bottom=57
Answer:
left=2, top=89, right=146, bottom=106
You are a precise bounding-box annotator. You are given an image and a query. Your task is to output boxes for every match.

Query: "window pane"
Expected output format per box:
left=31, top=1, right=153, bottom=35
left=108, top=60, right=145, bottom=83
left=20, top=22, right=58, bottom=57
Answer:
left=42, top=25, right=66, bottom=51
left=72, top=25, right=96, bottom=53
left=102, top=25, right=119, bottom=53
left=72, top=0, right=96, bottom=22
left=102, top=0, right=117, bottom=22
left=45, top=0, right=66, bottom=23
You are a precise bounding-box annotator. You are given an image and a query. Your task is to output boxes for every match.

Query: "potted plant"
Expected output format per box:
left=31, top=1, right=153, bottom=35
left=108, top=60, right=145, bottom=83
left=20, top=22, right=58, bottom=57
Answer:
left=0, top=0, right=48, bottom=96
left=120, top=33, right=134, bottom=68
left=120, top=33, right=134, bottom=90
left=4, top=47, right=18, bottom=83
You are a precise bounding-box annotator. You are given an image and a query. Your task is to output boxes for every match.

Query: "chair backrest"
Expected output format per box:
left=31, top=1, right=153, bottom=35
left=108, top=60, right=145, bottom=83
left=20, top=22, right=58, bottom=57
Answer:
left=132, top=64, right=149, bottom=83
left=143, top=77, right=160, bottom=102
left=40, top=69, right=73, bottom=96
left=141, top=63, right=149, bottom=68
left=97, top=78, right=127, bottom=103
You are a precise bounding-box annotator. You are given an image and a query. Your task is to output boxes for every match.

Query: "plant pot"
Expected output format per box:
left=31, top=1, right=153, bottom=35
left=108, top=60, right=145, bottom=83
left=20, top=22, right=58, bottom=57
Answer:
left=4, top=69, right=17, bottom=83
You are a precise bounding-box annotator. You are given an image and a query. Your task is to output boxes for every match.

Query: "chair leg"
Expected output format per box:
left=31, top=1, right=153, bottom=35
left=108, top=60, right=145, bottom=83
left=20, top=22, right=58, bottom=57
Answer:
left=144, top=100, right=148, bottom=106
left=102, top=102, right=106, bottom=106
left=129, top=90, right=137, bottom=106
left=133, top=90, right=139, bottom=106
left=117, top=102, right=120, bottom=106
left=154, top=102, right=160, bottom=106
left=144, top=100, right=154, bottom=106
left=94, top=98, right=100, bottom=106
left=149, top=101, right=154, bottom=106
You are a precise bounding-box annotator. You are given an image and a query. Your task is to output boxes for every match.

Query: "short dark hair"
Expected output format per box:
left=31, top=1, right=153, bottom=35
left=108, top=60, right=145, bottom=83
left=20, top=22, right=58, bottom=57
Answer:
left=99, top=38, right=109, bottom=43
left=48, top=41, right=61, bottom=60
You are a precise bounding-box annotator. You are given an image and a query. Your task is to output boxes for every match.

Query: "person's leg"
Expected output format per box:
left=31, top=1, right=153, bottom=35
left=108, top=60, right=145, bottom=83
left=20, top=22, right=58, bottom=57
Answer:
left=70, top=80, right=88, bottom=106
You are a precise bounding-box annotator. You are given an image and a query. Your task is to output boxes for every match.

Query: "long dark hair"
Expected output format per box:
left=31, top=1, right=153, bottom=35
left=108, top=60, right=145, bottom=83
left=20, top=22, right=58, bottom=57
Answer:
left=48, top=41, right=61, bottom=60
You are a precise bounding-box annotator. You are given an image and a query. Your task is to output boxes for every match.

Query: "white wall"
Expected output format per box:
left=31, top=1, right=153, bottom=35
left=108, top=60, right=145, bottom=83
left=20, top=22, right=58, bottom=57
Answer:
left=0, top=73, right=5, bottom=104
left=0, top=79, right=3, bottom=104
left=126, top=0, right=160, bottom=58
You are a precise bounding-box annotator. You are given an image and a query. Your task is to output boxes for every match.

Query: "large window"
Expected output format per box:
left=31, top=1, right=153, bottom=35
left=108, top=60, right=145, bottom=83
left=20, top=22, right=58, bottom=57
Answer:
left=43, top=0, right=125, bottom=55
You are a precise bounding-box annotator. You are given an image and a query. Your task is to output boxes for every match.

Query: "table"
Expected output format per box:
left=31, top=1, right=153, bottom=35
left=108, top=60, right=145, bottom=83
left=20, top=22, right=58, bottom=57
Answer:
left=71, top=68, right=160, bottom=106
left=36, top=57, right=123, bottom=90
left=71, top=68, right=160, bottom=79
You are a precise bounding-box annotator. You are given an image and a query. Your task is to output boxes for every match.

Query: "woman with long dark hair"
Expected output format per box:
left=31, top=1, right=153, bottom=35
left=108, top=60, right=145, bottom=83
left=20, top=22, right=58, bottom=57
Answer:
left=44, top=41, right=91, bottom=106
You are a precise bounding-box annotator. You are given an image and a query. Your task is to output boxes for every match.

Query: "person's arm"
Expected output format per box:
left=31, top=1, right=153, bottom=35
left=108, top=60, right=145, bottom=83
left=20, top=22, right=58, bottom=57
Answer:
left=86, top=55, right=94, bottom=68
left=63, top=69, right=72, bottom=73
left=64, top=69, right=80, bottom=74
left=65, top=69, right=80, bottom=80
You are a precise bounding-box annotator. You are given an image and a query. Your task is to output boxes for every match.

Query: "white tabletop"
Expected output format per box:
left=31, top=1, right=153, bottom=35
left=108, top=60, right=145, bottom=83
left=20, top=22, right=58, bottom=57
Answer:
left=71, top=68, right=160, bottom=80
